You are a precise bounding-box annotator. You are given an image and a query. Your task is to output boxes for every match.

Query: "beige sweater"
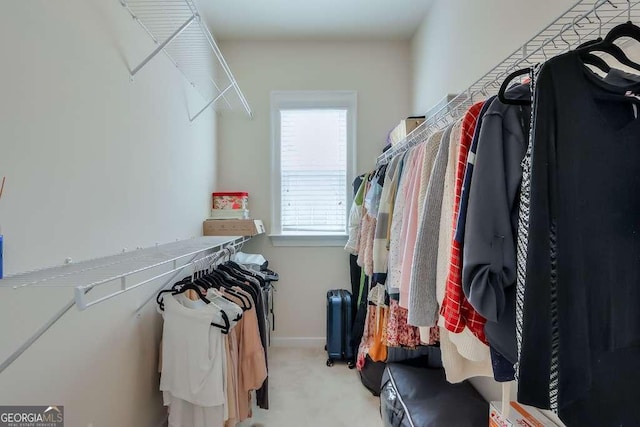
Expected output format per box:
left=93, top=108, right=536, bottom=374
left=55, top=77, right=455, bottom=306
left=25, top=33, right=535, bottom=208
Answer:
left=433, top=118, right=493, bottom=383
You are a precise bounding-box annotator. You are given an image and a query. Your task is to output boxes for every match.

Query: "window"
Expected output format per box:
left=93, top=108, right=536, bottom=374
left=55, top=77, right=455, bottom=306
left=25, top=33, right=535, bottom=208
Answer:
left=270, top=91, right=357, bottom=246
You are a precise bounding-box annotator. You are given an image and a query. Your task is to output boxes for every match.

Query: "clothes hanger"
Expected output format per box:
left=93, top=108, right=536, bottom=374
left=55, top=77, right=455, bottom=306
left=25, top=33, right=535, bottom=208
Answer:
left=577, top=0, right=640, bottom=72
left=230, top=260, right=268, bottom=288
left=219, top=263, right=259, bottom=287
left=211, top=310, right=231, bottom=334
left=203, top=274, right=252, bottom=311
left=157, top=258, right=212, bottom=308
left=498, top=68, right=532, bottom=106
left=572, top=12, right=613, bottom=73
left=194, top=255, right=252, bottom=312
left=204, top=288, right=242, bottom=324
left=157, top=281, right=210, bottom=311
left=179, top=274, right=233, bottom=334
left=498, top=11, right=629, bottom=106
left=158, top=258, right=210, bottom=307
left=155, top=264, right=232, bottom=334
left=210, top=267, right=256, bottom=305
left=497, top=33, right=553, bottom=106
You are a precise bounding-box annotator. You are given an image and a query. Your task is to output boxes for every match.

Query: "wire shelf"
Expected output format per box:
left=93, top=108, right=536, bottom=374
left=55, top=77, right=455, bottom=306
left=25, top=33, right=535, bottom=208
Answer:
left=121, top=0, right=252, bottom=120
left=1, top=236, right=249, bottom=305
left=0, top=235, right=254, bottom=375
left=377, top=0, right=640, bottom=166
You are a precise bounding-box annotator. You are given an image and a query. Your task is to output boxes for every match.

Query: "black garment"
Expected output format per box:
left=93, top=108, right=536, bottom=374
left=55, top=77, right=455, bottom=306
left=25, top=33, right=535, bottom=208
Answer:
left=461, top=84, right=532, bottom=382
left=490, top=347, right=515, bottom=382
left=463, top=85, right=530, bottom=323
left=349, top=174, right=368, bottom=355
left=518, top=50, right=640, bottom=425
left=349, top=254, right=362, bottom=315
left=350, top=255, right=370, bottom=355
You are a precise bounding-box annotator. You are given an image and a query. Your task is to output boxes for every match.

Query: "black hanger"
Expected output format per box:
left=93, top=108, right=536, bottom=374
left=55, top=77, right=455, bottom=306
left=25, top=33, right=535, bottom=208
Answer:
left=157, top=280, right=232, bottom=334
left=218, top=264, right=251, bottom=284
left=223, top=286, right=252, bottom=310
left=157, top=282, right=210, bottom=311
left=208, top=269, right=254, bottom=309
left=498, top=68, right=532, bottom=106
left=227, top=261, right=269, bottom=289
left=201, top=274, right=251, bottom=312
left=577, top=22, right=640, bottom=72
left=582, top=54, right=612, bottom=73
left=211, top=309, right=230, bottom=334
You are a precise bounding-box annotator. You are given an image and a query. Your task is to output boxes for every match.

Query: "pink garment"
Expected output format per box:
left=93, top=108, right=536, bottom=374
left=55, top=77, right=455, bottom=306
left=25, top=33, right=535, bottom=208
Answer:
left=387, top=150, right=417, bottom=295
left=398, top=144, right=426, bottom=308
left=224, top=336, right=237, bottom=425
left=226, top=289, right=267, bottom=423
left=224, top=328, right=239, bottom=427
left=357, top=181, right=372, bottom=268
left=384, top=300, right=421, bottom=348
left=361, top=212, right=377, bottom=278
left=356, top=304, right=377, bottom=370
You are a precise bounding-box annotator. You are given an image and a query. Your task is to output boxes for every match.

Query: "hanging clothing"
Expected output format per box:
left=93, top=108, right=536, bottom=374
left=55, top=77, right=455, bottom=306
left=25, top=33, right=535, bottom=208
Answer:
left=399, top=135, right=441, bottom=309
left=386, top=149, right=414, bottom=297
left=345, top=174, right=369, bottom=255
left=396, top=143, right=426, bottom=307
left=160, top=293, right=238, bottom=427
left=369, top=306, right=389, bottom=363
left=384, top=300, right=421, bottom=348
left=440, top=101, right=488, bottom=342
left=160, top=294, right=231, bottom=407
left=435, top=118, right=493, bottom=382
left=372, top=155, right=402, bottom=284
left=222, top=288, right=267, bottom=422
left=454, top=96, right=497, bottom=246
left=518, top=50, right=640, bottom=425
left=219, top=262, right=271, bottom=411
left=158, top=259, right=276, bottom=427
left=461, top=84, right=532, bottom=382
left=360, top=209, right=377, bottom=278
left=224, top=332, right=239, bottom=427
left=356, top=303, right=378, bottom=370
left=362, top=168, right=386, bottom=278
left=408, top=125, right=453, bottom=328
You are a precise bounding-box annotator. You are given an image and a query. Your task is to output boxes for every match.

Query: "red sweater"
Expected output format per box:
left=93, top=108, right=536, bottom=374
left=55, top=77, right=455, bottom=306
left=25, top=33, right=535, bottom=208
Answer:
left=440, top=101, right=488, bottom=343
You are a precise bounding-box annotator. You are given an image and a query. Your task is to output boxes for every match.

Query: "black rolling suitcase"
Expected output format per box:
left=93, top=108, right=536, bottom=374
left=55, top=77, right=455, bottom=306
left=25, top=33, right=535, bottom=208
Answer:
left=326, top=289, right=355, bottom=368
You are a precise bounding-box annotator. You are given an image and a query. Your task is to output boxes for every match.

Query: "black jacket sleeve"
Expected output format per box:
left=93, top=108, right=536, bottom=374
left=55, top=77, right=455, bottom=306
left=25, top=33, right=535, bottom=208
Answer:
left=462, top=108, right=526, bottom=322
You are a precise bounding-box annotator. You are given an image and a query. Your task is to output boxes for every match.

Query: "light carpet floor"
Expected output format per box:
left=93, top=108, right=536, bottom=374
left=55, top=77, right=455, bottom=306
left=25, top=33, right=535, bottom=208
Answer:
left=238, top=346, right=383, bottom=427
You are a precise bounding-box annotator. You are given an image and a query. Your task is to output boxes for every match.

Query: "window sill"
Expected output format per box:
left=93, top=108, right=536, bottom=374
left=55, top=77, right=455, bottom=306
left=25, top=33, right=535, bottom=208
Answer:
left=269, top=234, right=348, bottom=247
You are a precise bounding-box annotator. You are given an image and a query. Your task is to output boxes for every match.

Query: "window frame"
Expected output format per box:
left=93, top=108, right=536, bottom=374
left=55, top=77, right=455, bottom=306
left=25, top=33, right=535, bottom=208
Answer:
left=270, top=90, right=357, bottom=247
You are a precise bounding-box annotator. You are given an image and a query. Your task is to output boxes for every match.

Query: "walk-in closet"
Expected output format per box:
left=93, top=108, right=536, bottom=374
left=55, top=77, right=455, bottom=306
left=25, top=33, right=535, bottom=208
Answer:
left=2, top=1, right=640, bottom=426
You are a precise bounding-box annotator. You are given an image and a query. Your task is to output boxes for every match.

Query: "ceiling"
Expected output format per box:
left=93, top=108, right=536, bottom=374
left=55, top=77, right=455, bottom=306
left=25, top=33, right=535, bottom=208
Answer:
left=195, top=0, right=434, bottom=41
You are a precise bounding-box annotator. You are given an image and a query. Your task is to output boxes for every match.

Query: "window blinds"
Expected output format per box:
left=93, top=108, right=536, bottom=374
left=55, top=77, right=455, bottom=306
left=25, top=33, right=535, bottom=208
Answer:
left=280, top=109, right=348, bottom=233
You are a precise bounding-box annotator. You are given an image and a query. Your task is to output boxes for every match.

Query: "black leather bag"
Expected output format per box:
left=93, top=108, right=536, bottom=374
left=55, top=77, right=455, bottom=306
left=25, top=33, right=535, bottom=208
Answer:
left=359, top=355, right=387, bottom=396
left=380, top=363, right=488, bottom=427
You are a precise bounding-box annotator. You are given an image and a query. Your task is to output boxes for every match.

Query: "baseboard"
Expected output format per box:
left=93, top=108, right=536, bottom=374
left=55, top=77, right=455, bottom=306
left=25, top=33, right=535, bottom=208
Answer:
left=271, top=337, right=325, bottom=348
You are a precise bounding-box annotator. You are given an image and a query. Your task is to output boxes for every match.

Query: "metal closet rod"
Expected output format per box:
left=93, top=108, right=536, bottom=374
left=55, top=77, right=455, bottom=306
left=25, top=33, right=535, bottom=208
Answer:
left=377, top=0, right=636, bottom=167
left=0, top=235, right=250, bottom=376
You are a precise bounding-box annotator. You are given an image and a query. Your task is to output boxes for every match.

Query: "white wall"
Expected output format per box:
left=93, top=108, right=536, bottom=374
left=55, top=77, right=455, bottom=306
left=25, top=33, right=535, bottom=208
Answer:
left=0, top=0, right=218, bottom=425
left=412, top=0, right=576, bottom=114
left=411, top=2, right=575, bottom=422
left=218, top=40, right=411, bottom=344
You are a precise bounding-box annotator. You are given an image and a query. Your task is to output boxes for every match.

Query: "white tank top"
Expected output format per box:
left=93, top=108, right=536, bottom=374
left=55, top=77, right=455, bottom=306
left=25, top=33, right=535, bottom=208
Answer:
left=160, top=293, right=227, bottom=407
